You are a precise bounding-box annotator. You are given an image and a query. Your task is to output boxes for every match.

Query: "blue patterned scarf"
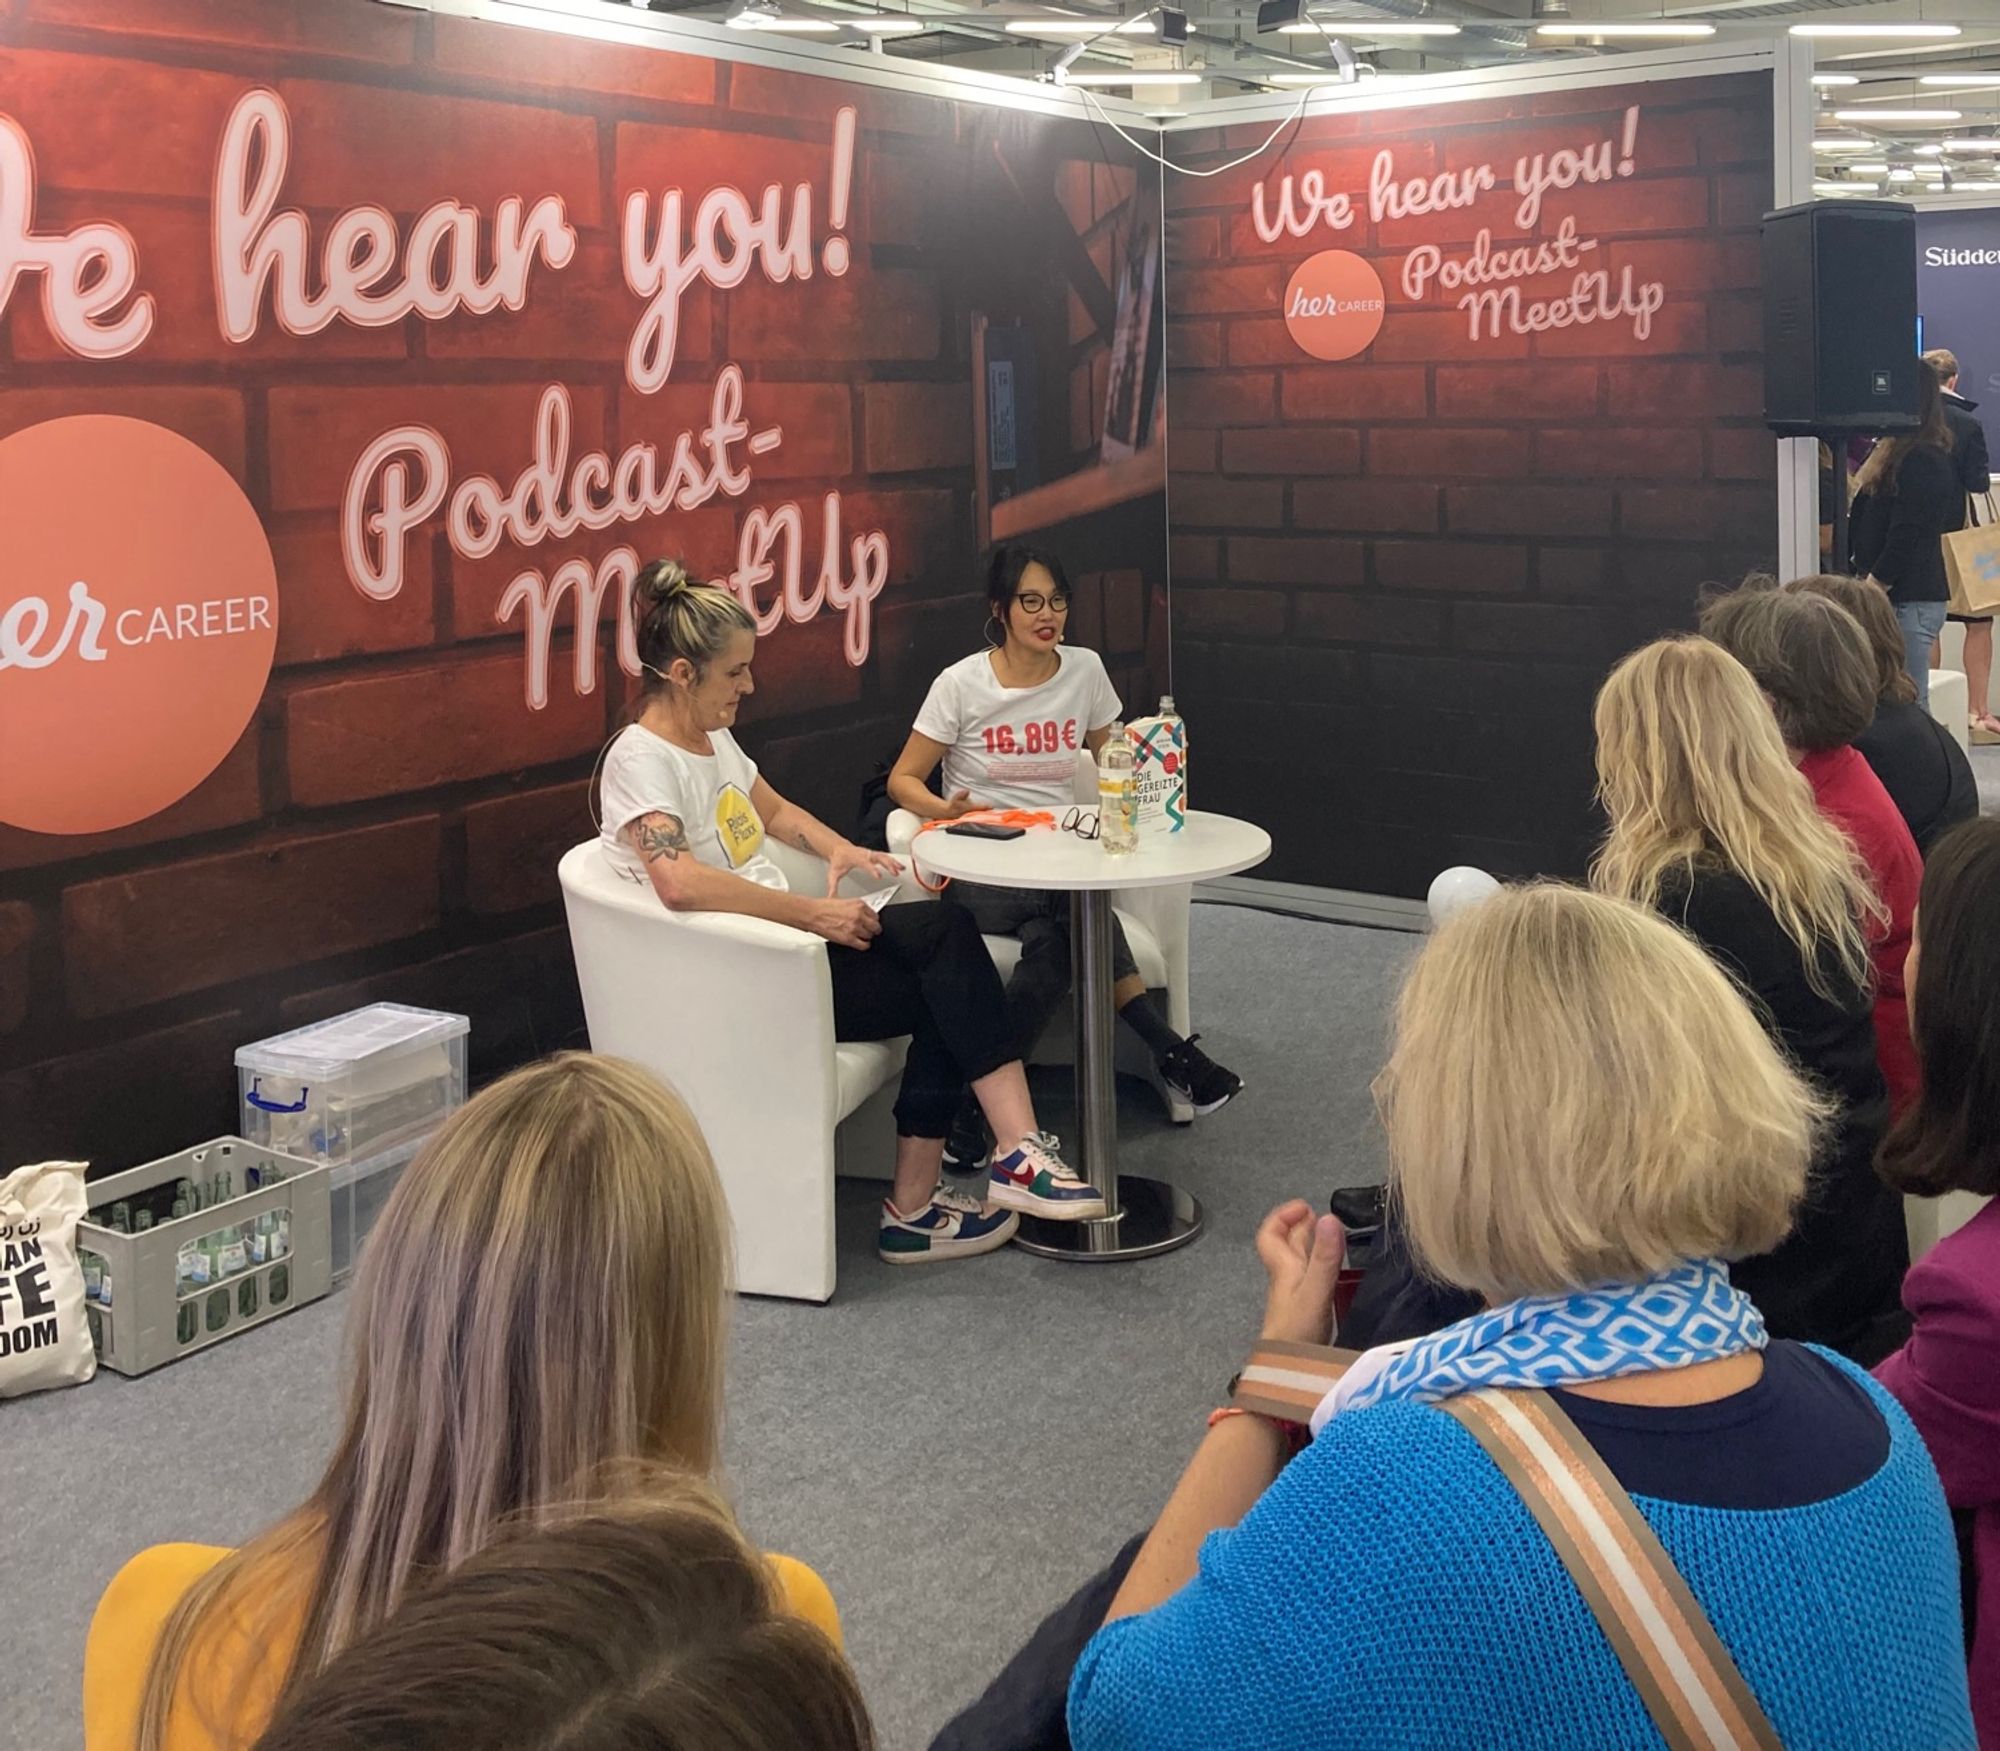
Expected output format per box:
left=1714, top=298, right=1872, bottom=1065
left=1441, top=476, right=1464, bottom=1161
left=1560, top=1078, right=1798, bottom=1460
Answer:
left=1309, top=1258, right=1765, bottom=1436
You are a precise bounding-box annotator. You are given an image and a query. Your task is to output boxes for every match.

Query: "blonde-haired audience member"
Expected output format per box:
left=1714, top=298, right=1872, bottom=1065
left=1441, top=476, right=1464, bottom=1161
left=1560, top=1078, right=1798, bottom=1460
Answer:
left=249, top=1480, right=871, bottom=1751
left=83, top=1054, right=838, bottom=1751
left=1700, top=585, right=1922, bottom=1113
left=1592, top=636, right=1908, bottom=1359
left=1063, top=885, right=1971, bottom=1750
left=1782, top=573, right=1977, bottom=856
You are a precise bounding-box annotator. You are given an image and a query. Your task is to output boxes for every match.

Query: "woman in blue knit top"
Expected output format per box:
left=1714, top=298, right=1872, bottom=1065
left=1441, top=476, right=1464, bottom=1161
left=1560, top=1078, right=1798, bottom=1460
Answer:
left=1066, top=885, right=1974, bottom=1750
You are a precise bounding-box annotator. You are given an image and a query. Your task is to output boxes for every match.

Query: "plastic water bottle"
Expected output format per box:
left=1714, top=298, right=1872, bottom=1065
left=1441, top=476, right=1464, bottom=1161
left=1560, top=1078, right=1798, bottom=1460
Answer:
left=1099, top=725, right=1138, bottom=855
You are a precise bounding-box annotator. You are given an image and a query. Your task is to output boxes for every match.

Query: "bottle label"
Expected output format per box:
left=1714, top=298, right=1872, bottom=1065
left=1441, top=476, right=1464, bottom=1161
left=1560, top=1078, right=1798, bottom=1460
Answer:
left=99, top=1272, right=113, bottom=1308
left=250, top=1229, right=270, bottom=1265
left=219, top=1239, right=248, bottom=1276
left=188, top=1249, right=212, bottom=1286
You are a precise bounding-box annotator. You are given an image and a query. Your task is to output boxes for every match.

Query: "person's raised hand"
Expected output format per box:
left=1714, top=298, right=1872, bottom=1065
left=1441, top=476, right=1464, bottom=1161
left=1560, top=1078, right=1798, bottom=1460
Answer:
left=1255, top=1199, right=1346, bottom=1347
left=808, top=897, right=881, bottom=951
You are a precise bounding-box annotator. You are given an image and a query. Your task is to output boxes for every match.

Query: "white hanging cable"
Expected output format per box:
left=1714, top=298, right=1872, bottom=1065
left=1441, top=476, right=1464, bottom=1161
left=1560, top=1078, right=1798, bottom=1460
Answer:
left=1061, top=4, right=1353, bottom=176
left=1074, top=82, right=1312, bottom=172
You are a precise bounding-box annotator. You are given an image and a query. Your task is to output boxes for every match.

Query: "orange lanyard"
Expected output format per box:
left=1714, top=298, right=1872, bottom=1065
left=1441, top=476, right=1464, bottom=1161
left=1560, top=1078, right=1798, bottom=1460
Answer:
left=909, top=809, right=1057, bottom=893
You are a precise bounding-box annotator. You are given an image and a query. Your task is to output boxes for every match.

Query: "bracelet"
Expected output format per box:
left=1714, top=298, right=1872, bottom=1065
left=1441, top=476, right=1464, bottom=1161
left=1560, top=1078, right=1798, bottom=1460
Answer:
left=1208, top=1405, right=1295, bottom=1433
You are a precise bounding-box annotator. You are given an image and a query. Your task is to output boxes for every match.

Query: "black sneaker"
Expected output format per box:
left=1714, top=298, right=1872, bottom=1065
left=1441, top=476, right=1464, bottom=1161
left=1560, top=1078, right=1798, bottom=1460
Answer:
left=1159, top=1035, right=1242, bottom=1116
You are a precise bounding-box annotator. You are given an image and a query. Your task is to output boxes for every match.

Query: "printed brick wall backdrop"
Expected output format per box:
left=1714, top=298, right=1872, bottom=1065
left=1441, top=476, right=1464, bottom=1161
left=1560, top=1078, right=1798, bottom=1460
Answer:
left=0, top=0, right=1166, bottom=1168
left=1163, top=71, right=1777, bottom=896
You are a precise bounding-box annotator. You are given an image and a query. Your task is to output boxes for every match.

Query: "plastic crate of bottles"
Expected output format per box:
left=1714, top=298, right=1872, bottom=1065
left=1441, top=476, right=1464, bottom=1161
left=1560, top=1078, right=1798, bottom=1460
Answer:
left=236, top=1004, right=467, bottom=1281
left=74, top=1137, right=332, bottom=1377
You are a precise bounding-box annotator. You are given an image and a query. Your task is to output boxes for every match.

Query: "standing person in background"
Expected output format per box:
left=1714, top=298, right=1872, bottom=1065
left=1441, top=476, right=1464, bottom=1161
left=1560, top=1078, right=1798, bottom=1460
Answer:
left=888, top=545, right=1241, bottom=1170
left=1924, top=346, right=1999, bottom=740
left=1784, top=573, right=1978, bottom=856
left=1592, top=637, right=1908, bottom=1358
left=1701, top=586, right=1922, bottom=1115
left=1851, top=358, right=1964, bottom=707
left=1874, top=817, right=2000, bottom=1748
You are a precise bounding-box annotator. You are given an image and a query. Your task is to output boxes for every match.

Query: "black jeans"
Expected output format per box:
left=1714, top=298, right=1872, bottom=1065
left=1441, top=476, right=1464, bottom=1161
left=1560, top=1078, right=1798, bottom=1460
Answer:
left=929, top=1534, right=1145, bottom=1751
left=948, top=882, right=1142, bottom=1061
left=828, top=902, right=1019, bottom=1139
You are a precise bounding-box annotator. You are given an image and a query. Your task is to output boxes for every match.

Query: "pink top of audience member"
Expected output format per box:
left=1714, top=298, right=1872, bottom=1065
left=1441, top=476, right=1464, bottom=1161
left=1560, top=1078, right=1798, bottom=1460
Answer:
left=1875, top=1199, right=2000, bottom=1748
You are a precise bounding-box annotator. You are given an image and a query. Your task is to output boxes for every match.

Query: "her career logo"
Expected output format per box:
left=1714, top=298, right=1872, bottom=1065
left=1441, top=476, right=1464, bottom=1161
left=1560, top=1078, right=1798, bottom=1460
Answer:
left=1282, top=250, right=1387, bottom=362
left=0, top=416, right=277, bottom=836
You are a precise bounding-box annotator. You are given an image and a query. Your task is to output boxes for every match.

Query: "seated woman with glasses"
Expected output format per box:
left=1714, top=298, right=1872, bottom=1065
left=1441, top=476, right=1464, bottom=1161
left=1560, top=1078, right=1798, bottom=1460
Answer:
left=887, top=545, right=1241, bottom=1169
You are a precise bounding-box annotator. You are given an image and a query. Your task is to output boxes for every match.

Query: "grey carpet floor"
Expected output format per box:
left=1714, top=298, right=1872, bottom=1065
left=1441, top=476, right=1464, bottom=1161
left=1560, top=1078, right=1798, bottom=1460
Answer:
left=1, top=906, right=1415, bottom=1751
left=1972, top=742, right=2000, bottom=815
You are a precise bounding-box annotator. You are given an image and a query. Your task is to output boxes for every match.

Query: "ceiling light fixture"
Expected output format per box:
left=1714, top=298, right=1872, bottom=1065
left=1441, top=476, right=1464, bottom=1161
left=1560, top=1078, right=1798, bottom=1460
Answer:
left=1811, top=136, right=1873, bottom=150
left=1937, top=138, right=2000, bottom=152
left=1888, top=167, right=1917, bottom=181
left=1845, top=162, right=1891, bottom=173
left=1810, top=73, right=1860, bottom=86
left=1007, top=15, right=1156, bottom=34
left=1060, top=66, right=1202, bottom=82
left=849, top=15, right=925, bottom=31
left=1789, top=22, right=1961, bottom=39
left=1278, top=17, right=1458, bottom=32
left=725, top=0, right=840, bottom=28
left=1832, top=107, right=1961, bottom=122
left=1534, top=20, right=1714, bottom=36
left=1920, top=74, right=2000, bottom=87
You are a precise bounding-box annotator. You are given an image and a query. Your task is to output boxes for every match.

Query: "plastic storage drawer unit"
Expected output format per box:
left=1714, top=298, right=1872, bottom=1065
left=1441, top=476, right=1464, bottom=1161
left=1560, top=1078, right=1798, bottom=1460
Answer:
left=236, top=1004, right=469, bottom=1281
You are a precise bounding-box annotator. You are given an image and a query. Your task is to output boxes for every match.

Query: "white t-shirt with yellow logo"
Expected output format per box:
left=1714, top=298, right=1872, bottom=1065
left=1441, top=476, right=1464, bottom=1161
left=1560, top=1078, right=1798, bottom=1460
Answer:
left=598, top=723, right=788, bottom=892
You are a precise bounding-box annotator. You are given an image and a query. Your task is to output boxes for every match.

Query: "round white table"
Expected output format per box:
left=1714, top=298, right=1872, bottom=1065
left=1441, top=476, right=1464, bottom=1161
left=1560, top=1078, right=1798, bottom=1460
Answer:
left=912, top=809, right=1273, bottom=1261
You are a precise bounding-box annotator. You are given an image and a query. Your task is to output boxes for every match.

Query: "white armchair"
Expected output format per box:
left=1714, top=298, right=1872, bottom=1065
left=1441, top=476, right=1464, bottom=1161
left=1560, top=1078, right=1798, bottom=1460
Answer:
left=884, top=808, right=1196, bottom=1123
left=558, top=839, right=907, bottom=1302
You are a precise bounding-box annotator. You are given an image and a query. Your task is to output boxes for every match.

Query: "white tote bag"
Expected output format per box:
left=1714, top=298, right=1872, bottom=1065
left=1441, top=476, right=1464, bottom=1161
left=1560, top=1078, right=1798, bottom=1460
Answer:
left=0, top=1160, right=98, bottom=1397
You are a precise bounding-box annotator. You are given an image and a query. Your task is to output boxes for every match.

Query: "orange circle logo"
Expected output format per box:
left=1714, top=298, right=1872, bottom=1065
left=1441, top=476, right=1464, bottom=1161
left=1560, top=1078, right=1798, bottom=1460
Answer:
left=0, top=417, right=277, bottom=835
left=1282, top=250, right=1387, bottom=362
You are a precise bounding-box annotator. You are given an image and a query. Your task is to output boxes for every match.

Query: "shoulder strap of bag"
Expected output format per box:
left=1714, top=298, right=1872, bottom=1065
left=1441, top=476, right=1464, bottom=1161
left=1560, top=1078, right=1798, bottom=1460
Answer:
left=1443, top=1387, right=1785, bottom=1751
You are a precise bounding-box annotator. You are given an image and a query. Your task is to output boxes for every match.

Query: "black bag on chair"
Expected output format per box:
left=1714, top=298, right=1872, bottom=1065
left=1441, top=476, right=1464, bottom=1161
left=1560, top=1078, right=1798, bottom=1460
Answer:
left=854, top=753, right=939, bottom=851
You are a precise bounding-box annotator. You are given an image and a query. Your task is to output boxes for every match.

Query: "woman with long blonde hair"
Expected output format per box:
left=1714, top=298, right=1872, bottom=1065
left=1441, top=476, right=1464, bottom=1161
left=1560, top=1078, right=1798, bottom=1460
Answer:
left=83, top=1054, right=839, bottom=1751
left=1592, top=637, right=1908, bottom=1357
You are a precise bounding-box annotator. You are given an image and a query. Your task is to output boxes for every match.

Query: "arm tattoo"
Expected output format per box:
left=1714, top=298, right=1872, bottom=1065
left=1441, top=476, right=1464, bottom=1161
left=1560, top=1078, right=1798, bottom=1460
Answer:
left=630, top=813, right=690, bottom=864
left=792, top=827, right=814, bottom=851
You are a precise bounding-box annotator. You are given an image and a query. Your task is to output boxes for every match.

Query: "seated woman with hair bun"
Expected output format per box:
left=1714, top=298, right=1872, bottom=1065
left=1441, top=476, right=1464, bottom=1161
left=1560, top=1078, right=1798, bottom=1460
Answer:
left=1061, top=884, right=1972, bottom=1751
left=598, top=558, right=1104, bottom=1266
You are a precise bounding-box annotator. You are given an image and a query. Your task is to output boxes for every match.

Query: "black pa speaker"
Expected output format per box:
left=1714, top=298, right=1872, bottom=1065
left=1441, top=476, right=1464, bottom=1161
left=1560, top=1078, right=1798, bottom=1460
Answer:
left=1762, top=200, right=1920, bottom=438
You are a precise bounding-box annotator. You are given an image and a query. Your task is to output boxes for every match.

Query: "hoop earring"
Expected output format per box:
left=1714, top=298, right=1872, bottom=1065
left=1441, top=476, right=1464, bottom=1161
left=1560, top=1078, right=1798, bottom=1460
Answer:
left=983, top=615, right=1004, bottom=651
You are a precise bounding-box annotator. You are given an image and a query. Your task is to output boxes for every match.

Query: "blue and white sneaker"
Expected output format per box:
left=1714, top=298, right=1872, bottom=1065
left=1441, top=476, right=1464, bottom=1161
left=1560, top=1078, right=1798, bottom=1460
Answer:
left=986, top=1132, right=1107, bottom=1221
left=878, top=1184, right=1019, bottom=1265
